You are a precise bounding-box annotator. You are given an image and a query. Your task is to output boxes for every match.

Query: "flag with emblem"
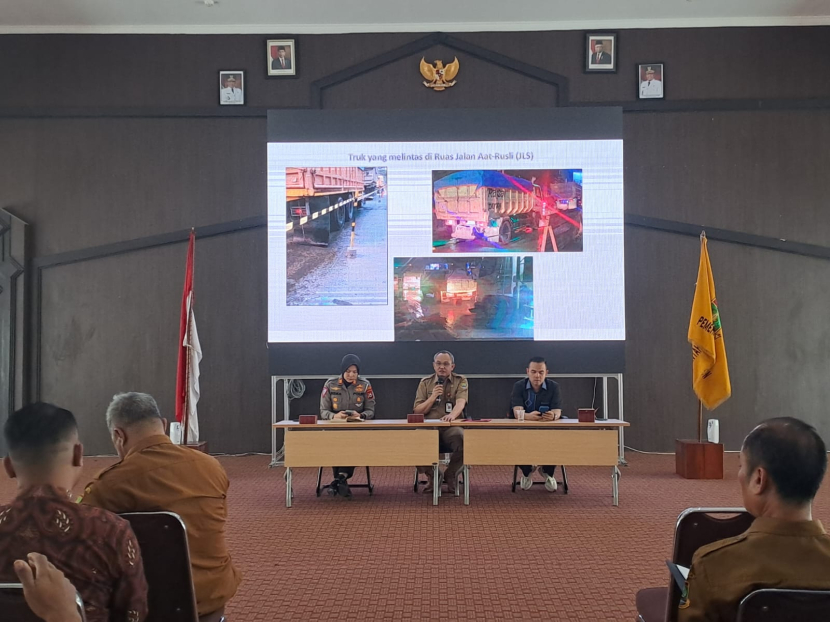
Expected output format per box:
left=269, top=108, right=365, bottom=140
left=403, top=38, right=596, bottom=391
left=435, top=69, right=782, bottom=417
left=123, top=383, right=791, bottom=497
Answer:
left=175, top=229, right=202, bottom=443
left=688, top=233, right=731, bottom=410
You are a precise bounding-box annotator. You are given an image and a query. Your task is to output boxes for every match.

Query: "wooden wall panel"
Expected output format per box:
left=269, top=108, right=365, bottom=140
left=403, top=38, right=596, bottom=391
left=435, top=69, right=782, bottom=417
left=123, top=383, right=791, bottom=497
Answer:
left=624, top=112, right=830, bottom=247
left=2, top=27, right=829, bottom=454
left=625, top=226, right=830, bottom=451
left=23, top=118, right=265, bottom=256
left=322, top=44, right=560, bottom=109
left=39, top=227, right=269, bottom=455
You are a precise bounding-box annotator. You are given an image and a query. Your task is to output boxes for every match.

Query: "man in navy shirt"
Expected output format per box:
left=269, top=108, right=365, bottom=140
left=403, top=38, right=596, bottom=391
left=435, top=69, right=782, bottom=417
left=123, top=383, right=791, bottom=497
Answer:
left=509, top=356, right=562, bottom=491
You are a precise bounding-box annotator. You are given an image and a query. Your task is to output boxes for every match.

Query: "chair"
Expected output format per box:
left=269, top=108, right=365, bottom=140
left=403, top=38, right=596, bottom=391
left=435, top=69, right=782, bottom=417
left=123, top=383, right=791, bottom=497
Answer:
left=635, top=507, right=754, bottom=622
left=511, top=465, right=569, bottom=494
left=316, top=466, right=374, bottom=497
left=737, top=588, right=830, bottom=621
left=0, top=583, right=86, bottom=622
left=120, top=511, right=200, bottom=622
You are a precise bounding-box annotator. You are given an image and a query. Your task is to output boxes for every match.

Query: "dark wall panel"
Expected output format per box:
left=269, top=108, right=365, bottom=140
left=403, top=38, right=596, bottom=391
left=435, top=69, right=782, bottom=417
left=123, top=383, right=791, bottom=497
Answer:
left=25, top=118, right=265, bottom=256
left=39, top=228, right=269, bottom=455
left=2, top=27, right=829, bottom=454
left=624, top=111, right=830, bottom=247
left=625, top=226, right=830, bottom=451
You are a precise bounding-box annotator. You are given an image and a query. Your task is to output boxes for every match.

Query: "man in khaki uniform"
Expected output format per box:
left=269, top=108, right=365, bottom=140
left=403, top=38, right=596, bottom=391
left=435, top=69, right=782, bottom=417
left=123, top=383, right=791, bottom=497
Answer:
left=413, top=350, right=467, bottom=494
left=679, top=417, right=830, bottom=622
left=320, top=354, right=376, bottom=497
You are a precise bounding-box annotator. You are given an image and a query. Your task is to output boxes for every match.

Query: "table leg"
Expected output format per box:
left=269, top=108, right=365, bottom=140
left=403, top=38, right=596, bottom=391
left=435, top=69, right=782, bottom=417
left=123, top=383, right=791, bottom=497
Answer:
left=612, top=466, right=620, bottom=507
left=286, top=467, right=293, bottom=508
left=432, top=463, right=440, bottom=506
left=464, top=465, right=470, bottom=506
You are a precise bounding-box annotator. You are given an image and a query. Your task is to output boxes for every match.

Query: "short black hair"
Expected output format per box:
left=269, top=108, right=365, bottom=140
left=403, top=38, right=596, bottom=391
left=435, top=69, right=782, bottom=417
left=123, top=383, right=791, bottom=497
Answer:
left=527, top=356, right=546, bottom=367
left=4, top=403, right=78, bottom=464
left=743, top=417, right=827, bottom=505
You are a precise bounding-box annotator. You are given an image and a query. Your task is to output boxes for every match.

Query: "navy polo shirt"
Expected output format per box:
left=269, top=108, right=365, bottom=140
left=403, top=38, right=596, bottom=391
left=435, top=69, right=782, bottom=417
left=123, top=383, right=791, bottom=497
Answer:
left=509, top=378, right=561, bottom=416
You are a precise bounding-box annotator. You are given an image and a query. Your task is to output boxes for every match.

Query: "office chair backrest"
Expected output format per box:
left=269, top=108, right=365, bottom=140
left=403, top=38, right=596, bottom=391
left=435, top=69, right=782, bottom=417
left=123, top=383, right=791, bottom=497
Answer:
left=737, top=588, right=830, bottom=622
left=0, top=583, right=86, bottom=621
left=666, top=508, right=755, bottom=621
left=120, top=511, right=199, bottom=622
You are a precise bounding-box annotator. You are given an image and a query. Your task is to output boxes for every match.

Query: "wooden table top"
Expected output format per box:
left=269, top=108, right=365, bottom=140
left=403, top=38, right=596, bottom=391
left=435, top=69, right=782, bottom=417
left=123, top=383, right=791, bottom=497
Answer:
left=274, top=418, right=628, bottom=429
left=274, top=418, right=451, bottom=429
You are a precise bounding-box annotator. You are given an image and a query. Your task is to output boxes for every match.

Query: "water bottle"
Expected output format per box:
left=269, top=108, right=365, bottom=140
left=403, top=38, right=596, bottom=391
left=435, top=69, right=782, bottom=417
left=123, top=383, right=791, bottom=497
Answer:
left=707, top=419, right=720, bottom=444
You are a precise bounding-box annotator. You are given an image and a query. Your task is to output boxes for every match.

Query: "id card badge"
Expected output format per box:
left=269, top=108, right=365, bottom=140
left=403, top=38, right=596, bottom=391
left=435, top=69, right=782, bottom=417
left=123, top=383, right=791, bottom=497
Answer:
left=445, top=402, right=453, bottom=414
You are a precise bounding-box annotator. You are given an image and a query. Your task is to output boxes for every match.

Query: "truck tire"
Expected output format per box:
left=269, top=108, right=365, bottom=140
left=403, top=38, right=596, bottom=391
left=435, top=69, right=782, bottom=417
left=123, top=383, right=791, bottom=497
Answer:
left=330, top=201, right=346, bottom=231
left=499, top=220, right=513, bottom=245
left=344, top=201, right=354, bottom=222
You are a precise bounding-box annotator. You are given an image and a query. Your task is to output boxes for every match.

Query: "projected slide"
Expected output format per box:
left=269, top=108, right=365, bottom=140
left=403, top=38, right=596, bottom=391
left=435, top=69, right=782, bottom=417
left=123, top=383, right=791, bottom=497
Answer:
left=267, top=138, right=624, bottom=344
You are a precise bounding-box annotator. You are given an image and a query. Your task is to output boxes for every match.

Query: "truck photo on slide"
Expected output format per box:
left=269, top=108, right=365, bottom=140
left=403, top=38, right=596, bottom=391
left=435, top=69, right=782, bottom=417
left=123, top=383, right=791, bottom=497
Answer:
left=432, top=169, right=583, bottom=253
left=393, top=256, right=533, bottom=341
left=286, top=166, right=387, bottom=306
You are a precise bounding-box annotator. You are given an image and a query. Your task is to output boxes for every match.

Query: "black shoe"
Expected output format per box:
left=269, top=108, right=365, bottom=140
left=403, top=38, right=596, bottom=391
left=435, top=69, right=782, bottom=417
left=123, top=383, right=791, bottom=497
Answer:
left=326, top=480, right=339, bottom=496
left=336, top=475, right=352, bottom=498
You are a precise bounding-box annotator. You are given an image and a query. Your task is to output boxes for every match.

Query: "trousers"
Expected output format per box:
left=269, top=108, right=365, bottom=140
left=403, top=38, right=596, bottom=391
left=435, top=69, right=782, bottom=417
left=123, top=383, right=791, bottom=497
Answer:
left=418, top=427, right=464, bottom=477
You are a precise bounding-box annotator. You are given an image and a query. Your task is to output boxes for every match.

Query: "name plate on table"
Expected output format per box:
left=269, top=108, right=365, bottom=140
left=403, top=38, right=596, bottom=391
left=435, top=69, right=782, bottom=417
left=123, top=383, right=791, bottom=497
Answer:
left=407, top=414, right=425, bottom=424
left=577, top=408, right=597, bottom=423
left=298, top=415, right=318, bottom=425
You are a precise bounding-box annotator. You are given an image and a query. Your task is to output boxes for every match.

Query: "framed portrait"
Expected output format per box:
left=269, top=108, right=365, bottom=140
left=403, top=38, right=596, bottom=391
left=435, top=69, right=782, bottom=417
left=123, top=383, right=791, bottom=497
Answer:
left=637, top=63, right=664, bottom=100
left=585, top=33, right=617, bottom=73
left=267, top=39, right=296, bottom=76
left=219, top=71, right=244, bottom=106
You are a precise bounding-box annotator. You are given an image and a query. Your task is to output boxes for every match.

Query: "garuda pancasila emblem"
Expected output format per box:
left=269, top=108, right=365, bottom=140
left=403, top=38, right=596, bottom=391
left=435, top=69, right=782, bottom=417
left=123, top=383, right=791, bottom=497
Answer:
left=420, top=57, right=460, bottom=91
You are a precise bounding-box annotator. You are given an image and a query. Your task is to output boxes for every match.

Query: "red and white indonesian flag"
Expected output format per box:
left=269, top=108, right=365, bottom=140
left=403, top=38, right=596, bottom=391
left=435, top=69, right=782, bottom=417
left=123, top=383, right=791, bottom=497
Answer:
left=175, top=230, right=202, bottom=443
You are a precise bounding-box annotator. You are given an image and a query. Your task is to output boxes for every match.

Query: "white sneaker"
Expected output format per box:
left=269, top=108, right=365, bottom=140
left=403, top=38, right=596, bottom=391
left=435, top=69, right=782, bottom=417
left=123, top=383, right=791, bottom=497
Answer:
left=520, top=474, right=533, bottom=490
left=544, top=473, right=558, bottom=492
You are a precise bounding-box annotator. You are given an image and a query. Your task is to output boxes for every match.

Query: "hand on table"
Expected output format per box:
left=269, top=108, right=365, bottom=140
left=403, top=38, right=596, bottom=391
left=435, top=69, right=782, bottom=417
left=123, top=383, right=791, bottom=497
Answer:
left=540, top=411, right=561, bottom=421
left=441, top=413, right=456, bottom=422
left=333, top=412, right=349, bottom=420
left=523, top=411, right=543, bottom=421
left=13, top=553, right=81, bottom=622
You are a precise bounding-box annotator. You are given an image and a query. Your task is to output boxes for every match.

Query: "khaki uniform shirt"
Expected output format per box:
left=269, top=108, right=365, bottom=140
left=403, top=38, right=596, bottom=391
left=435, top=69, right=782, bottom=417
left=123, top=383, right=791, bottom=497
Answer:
left=679, top=517, right=830, bottom=622
left=82, top=435, right=242, bottom=616
left=320, top=376, right=376, bottom=419
left=413, top=373, right=469, bottom=418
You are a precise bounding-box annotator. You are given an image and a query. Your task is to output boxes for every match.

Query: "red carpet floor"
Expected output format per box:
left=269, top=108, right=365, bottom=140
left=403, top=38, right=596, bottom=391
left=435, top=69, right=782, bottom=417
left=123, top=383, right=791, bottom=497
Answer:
left=2, top=453, right=829, bottom=621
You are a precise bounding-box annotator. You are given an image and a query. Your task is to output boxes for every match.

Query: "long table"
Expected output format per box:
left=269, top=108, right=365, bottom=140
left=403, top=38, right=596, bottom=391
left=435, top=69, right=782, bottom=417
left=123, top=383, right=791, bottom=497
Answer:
left=274, top=419, right=449, bottom=507
left=451, top=418, right=629, bottom=506
left=274, top=418, right=629, bottom=507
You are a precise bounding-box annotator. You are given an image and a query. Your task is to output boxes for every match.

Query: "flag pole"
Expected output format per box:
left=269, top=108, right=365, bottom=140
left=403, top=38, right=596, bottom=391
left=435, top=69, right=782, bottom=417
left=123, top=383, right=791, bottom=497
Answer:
left=698, top=399, right=703, bottom=442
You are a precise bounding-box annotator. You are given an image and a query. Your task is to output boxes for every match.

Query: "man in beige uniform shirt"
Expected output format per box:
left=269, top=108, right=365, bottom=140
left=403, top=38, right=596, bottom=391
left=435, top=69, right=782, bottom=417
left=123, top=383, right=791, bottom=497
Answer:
left=679, top=417, right=830, bottom=621
left=413, top=350, right=467, bottom=494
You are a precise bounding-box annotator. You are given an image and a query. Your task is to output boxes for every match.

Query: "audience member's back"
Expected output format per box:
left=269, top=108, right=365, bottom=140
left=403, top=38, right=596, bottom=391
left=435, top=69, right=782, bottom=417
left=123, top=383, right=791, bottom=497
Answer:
left=0, top=402, right=148, bottom=622
left=679, top=417, right=830, bottom=622
left=81, top=392, right=241, bottom=620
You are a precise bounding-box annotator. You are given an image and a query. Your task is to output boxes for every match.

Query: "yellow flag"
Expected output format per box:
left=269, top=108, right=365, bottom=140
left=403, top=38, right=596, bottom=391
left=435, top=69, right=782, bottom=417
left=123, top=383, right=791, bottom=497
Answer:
left=688, top=234, right=731, bottom=410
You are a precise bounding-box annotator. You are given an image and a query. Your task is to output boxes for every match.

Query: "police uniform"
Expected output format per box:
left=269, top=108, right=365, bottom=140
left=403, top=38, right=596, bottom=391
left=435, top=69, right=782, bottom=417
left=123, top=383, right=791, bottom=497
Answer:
left=320, top=375, right=375, bottom=478
left=678, top=517, right=830, bottom=622
left=413, top=373, right=468, bottom=479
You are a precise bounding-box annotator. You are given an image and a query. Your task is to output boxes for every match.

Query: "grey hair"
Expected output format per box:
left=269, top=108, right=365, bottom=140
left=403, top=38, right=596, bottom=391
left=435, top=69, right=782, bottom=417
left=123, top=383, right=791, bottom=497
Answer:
left=433, top=350, right=455, bottom=364
left=106, top=392, right=162, bottom=430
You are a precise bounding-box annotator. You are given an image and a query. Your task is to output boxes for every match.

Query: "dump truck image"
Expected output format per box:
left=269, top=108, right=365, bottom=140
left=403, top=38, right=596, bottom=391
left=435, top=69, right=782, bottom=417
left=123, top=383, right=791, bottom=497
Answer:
left=433, top=170, right=543, bottom=245
left=433, top=170, right=583, bottom=250
left=286, top=167, right=364, bottom=234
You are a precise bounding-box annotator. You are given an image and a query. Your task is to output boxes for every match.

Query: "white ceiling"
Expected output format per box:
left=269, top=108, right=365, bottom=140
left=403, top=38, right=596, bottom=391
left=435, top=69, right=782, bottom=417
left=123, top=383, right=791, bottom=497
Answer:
left=0, top=0, right=828, bottom=34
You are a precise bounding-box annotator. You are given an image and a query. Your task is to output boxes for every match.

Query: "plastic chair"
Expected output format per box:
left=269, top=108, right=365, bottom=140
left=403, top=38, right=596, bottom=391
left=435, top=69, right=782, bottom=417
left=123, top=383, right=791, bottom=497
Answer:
left=316, top=466, right=374, bottom=496
left=0, top=583, right=86, bottom=622
left=511, top=465, right=570, bottom=493
left=635, top=507, right=754, bottom=622
left=120, top=511, right=199, bottom=622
